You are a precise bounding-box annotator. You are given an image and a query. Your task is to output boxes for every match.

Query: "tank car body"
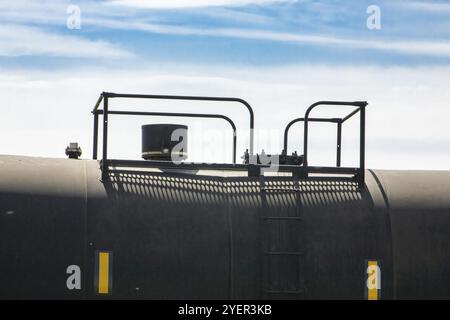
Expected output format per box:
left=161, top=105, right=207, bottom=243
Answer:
left=1, top=93, right=449, bottom=299
left=1, top=154, right=450, bottom=299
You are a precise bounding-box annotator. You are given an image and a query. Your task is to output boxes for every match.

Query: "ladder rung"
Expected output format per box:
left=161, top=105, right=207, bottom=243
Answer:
left=264, top=216, right=302, bottom=221
left=265, top=251, right=304, bottom=256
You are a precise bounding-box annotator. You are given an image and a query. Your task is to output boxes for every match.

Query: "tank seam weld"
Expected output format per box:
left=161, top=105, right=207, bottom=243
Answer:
left=368, top=169, right=396, bottom=299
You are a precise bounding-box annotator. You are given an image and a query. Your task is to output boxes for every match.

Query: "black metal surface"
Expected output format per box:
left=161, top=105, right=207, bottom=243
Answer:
left=65, top=143, right=82, bottom=159
left=1, top=155, right=450, bottom=299
left=359, top=106, right=366, bottom=187
left=141, top=124, right=188, bottom=161
left=102, top=158, right=359, bottom=177
left=337, top=122, right=342, bottom=167
left=93, top=113, right=99, bottom=160
left=0, top=157, right=88, bottom=299
left=92, top=93, right=103, bottom=159
left=101, top=95, right=108, bottom=180
left=242, top=149, right=303, bottom=166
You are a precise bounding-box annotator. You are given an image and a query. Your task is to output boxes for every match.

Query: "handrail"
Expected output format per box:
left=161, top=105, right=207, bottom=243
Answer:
left=92, top=94, right=103, bottom=112
left=283, top=106, right=364, bottom=168
left=283, top=117, right=340, bottom=154
left=100, top=92, right=254, bottom=156
left=94, top=91, right=254, bottom=180
left=94, top=109, right=237, bottom=164
left=342, top=108, right=360, bottom=122
left=303, top=101, right=367, bottom=167
left=92, top=93, right=368, bottom=187
left=303, top=100, right=367, bottom=187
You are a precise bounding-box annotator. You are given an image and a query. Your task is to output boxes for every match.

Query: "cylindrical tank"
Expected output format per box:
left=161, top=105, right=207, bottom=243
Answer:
left=0, top=154, right=450, bottom=299
left=141, top=124, right=188, bottom=161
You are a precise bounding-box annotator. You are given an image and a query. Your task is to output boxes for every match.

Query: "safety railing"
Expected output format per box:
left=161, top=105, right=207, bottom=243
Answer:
left=91, top=93, right=368, bottom=187
left=92, top=92, right=254, bottom=180
left=283, top=101, right=367, bottom=187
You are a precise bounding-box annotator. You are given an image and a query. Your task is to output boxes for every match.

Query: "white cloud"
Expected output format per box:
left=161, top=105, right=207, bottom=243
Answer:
left=207, top=28, right=450, bottom=58
left=82, top=18, right=450, bottom=58
left=1, top=64, right=450, bottom=170
left=1, top=1, right=450, bottom=59
left=191, top=7, right=275, bottom=24
left=108, top=0, right=297, bottom=9
left=0, top=24, right=134, bottom=58
left=394, top=1, right=450, bottom=12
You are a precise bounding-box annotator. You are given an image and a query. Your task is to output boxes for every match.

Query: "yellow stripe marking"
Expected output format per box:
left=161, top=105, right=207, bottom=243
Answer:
left=98, top=252, right=110, bottom=294
left=367, top=260, right=378, bottom=300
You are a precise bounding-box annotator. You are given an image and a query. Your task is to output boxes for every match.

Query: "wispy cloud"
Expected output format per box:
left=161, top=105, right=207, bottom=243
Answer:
left=84, top=19, right=450, bottom=58
left=1, top=0, right=450, bottom=62
left=3, top=0, right=450, bottom=60
left=0, top=24, right=134, bottom=59
left=188, top=7, right=276, bottom=25
left=108, top=0, right=297, bottom=9
left=394, top=1, right=450, bottom=12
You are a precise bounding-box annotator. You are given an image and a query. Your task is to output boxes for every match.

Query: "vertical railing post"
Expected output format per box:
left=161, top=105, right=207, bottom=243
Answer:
left=101, top=93, right=109, bottom=180
left=301, top=115, right=309, bottom=179
left=359, top=106, right=365, bottom=188
left=233, top=133, right=237, bottom=165
left=249, top=119, right=254, bottom=158
left=336, top=122, right=342, bottom=167
left=93, top=111, right=99, bottom=160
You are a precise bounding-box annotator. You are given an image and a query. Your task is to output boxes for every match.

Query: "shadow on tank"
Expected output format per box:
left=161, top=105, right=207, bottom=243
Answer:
left=95, top=169, right=380, bottom=299
left=102, top=170, right=373, bottom=209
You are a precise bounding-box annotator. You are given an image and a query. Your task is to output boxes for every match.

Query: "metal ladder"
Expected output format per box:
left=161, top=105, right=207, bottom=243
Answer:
left=260, top=178, right=305, bottom=299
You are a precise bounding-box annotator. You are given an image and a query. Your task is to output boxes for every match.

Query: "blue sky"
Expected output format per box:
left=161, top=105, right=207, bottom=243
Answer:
left=2, top=0, right=450, bottom=67
left=1, top=0, right=450, bottom=169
